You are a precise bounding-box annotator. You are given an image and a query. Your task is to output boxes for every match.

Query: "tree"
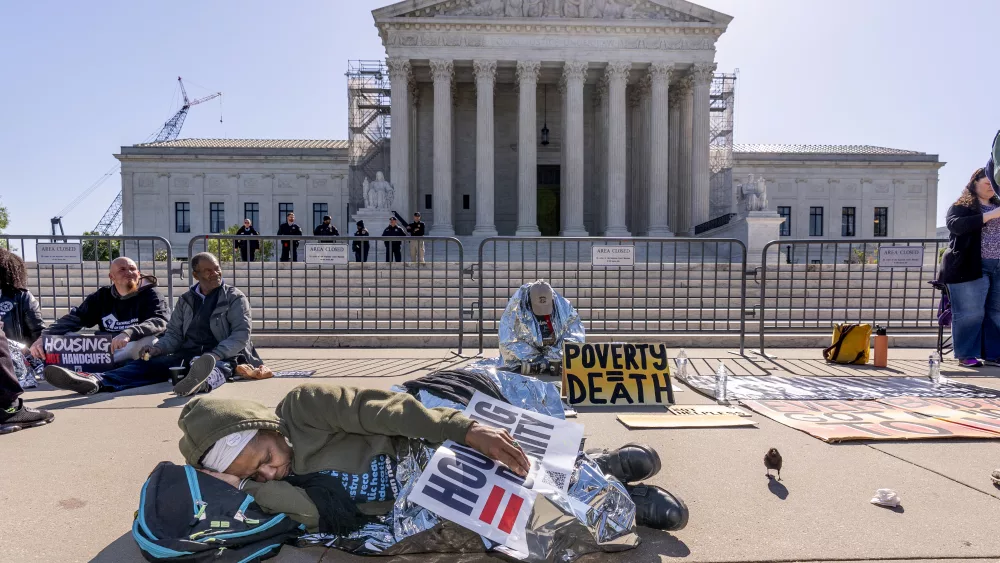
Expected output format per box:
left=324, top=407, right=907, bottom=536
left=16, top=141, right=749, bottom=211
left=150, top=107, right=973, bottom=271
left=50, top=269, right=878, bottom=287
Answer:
left=202, top=224, right=275, bottom=263
left=0, top=197, right=8, bottom=234
left=81, top=231, right=122, bottom=261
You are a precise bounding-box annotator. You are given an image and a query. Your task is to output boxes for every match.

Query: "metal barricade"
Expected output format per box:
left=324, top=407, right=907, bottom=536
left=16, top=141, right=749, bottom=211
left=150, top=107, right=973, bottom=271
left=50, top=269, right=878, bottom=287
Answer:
left=758, top=239, right=948, bottom=355
left=187, top=235, right=465, bottom=351
left=477, top=237, right=748, bottom=354
left=0, top=234, right=175, bottom=325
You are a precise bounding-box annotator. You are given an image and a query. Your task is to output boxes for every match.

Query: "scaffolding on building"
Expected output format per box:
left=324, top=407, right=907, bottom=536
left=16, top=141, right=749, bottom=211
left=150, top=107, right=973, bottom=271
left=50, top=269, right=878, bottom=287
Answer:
left=709, top=72, right=737, bottom=219
left=347, top=60, right=392, bottom=214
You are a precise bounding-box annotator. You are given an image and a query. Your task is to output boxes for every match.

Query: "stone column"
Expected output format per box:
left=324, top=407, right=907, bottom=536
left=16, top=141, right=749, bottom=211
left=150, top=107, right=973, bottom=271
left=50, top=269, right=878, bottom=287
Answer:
left=594, top=77, right=608, bottom=234
left=604, top=61, right=631, bottom=237
left=667, top=87, right=681, bottom=234
left=387, top=58, right=412, bottom=215
left=690, top=63, right=716, bottom=234
left=429, top=59, right=454, bottom=236
left=561, top=61, right=589, bottom=237
left=472, top=60, right=498, bottom=238
left=638, top=76, right=652, bottom=235
left=647, top=63, right=674, bottom=237
left=515, top=61, right=541, bottom=236
left=408, top=75, right=419, bottom=214
left=677, top=76, right=694, bottom=236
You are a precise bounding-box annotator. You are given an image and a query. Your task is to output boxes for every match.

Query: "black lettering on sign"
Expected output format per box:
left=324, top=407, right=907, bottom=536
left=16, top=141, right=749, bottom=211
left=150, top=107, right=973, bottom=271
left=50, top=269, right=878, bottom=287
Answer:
left=635, top=344, right=649, bottom=369
left=594, top=344, right=609, bottom=370
left=495, top=464, right=527, bottom=487
left=474, top=401, right=518, bottom=427
left=606, top=371, right=633, bottom=404
left=438, top=456, right=487, bottom=490
left=519, top=413, right=555, bottom=432
left=825, top=413, right=864, bottom=422
left=624, top=345, right=639, bottom=371
left=582, top=345, right=596, bottom=369
left=567, top=373, right=586, bottom=404
left=649, top=344, right=668, bottom=371
left=587, top=372, right=606, bottom=404
left=628, top=373, right=647, bottom=403
left=565, top=344, right=581, bottom=369
left=880, top=421, right=952, bottom=435
left=822, top=421, right=892, bottom=437
left=423, top=472, right=478, bottom=516
left=651, top=373, right=674, bottom=404
left=610, top=344, right=623, bottom=370
left=452, top=443, right=495, bottom=470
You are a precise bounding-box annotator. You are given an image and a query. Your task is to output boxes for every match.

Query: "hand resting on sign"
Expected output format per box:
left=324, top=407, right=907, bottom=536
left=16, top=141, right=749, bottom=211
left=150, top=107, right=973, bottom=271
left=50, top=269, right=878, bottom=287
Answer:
left=465, top=422, right=531, bottom=477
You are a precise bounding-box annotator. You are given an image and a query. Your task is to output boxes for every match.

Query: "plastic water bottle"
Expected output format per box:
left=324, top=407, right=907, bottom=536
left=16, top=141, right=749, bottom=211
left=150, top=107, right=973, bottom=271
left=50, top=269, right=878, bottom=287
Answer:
left=675, top=349, right=689, bottom=381
left=715, top=361, right=730, bottom=405
left=928, top=352, right=945, bottom=385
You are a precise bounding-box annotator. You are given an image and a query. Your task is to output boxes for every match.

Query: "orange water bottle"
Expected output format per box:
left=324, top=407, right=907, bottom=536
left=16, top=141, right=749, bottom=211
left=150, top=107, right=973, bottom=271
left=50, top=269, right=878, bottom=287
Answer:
left=874, top=325, right=888, bottom=368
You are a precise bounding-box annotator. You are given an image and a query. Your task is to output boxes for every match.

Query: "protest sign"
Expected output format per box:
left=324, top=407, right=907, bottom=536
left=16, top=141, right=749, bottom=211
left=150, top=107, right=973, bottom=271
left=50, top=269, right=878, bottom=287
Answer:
left=876, top=397, right=1000, bottom=435
left=617, top=414, right=757, bottom=429
left=305, top=243, right=350, bottom=265
left=683, top=375, right=1000, bottom=401
left=592, top=245, right=635, bottom=267
left=878, top=246, right=923, bottom=268
left=668, top=404, right=752, bottom=417
left=562, top=342, right=674, bottom=407
left=409, top=393, right=581, bottom=554
left=36, top=243, right=81, bottom=265
left=43, top=334, right=113, bottom=373
left=743, top=399, right=1000, bottom=442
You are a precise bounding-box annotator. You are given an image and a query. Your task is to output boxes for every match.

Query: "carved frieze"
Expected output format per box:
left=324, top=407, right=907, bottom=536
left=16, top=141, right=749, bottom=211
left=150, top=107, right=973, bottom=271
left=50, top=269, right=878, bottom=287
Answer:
left=405, top=0, right=709, bottom=23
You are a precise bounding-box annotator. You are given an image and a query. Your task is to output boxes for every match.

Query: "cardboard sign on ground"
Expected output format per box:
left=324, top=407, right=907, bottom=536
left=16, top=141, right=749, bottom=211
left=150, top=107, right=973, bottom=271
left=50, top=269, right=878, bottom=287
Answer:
left=684, top=375, right=1000, bottom=401
left=743, top=399, right=1000, bottom=443
left=43, top=334, right=113, bottom=373
left=617, top=414, right=758, bottom=429
left=875, top=397, right=1000, bottom=435
left=562, top=342, right=674, bottom=407
left=668, top=404, right=752, bottom=417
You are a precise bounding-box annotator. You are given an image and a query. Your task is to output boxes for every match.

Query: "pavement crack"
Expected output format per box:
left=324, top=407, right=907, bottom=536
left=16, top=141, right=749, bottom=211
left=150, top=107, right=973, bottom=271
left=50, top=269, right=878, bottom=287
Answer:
left=866, top=444, right=1000, bottom=501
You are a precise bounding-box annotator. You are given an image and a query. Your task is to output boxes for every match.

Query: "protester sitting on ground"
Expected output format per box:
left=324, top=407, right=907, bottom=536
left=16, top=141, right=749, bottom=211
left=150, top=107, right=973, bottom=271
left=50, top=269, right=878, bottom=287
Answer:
left=498, top=280, right=585, bottom=373
left=940, top=167, right=1000, bottom=367
left=44, top=252, right=262, bottom=397
left=176, top=380, right=684, bottom=539
left=0, top=248, right=45, bottom=346
left=0, top=328, right=53, bottom=434
left=27, top=257, right=169, bottom=366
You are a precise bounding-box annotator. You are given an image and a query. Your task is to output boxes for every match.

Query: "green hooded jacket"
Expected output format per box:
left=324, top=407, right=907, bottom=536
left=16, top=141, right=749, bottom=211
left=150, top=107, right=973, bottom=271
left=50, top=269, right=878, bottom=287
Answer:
left=176, top=382, right=474, bottom=531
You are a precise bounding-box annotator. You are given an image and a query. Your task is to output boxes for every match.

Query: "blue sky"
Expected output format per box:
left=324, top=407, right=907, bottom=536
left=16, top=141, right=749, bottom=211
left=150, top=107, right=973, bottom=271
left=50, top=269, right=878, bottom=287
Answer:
left=1, top=0, right=995, bottom=236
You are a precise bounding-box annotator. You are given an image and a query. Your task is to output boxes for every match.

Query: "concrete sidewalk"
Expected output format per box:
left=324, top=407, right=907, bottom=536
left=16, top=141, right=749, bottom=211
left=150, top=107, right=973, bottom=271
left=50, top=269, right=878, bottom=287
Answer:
left=3, top=348, right=1000, bottom=562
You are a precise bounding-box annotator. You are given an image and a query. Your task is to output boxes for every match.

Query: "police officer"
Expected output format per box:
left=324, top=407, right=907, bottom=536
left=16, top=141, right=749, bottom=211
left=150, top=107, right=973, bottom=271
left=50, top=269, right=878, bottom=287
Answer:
left=382, top=217, right=406, bottom=263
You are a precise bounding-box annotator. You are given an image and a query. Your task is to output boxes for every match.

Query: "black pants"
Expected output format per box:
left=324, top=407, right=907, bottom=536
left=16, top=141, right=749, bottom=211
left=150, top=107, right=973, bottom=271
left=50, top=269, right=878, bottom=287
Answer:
left=238, top=245, right=257, bottom=262
left=280, top=243, right=298, bottom=262
left=385, top=243, right=402, bottom=262
left=0, top=333, right=22, bottom=408
left=355, top=248, right=369, bottom=262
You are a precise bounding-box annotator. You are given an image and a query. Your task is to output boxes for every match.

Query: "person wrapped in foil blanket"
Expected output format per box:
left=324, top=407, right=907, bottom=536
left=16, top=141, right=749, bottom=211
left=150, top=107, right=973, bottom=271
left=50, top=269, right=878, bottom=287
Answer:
left=498, top=281, right=585, bottom=375
left=172, top=367, right=687, bottom=562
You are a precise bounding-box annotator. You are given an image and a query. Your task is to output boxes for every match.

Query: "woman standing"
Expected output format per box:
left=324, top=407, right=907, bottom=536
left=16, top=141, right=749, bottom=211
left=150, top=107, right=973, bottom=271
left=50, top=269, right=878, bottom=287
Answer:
left=940, top=168, right=1000, bottom=366
left=234, top=218, right=260, bottom=262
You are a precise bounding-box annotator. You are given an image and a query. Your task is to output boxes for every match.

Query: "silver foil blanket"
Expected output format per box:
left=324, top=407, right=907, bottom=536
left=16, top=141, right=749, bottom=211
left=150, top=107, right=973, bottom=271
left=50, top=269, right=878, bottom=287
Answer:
left=498, top=282, right=585, bottom=369
left=304, top=375, right=639, bottom=560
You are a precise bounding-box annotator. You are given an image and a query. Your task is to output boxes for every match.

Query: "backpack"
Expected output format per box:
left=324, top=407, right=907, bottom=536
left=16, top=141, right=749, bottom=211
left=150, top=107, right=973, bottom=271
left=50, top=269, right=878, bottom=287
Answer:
left=823, top=323, right=872, bottom=365
left=133, top=462, right=304, bottom=562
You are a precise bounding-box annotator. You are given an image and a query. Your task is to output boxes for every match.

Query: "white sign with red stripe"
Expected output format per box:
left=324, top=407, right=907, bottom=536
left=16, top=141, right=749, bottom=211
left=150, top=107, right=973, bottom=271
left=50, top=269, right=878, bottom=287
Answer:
left=408, top=440, right=537, bottom=554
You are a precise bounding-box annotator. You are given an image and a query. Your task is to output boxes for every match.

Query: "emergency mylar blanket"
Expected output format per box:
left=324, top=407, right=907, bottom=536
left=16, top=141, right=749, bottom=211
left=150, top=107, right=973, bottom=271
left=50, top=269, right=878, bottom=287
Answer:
left=499, top=282, right=585, bottom=370
left=298, top=371, right=639, bottom=561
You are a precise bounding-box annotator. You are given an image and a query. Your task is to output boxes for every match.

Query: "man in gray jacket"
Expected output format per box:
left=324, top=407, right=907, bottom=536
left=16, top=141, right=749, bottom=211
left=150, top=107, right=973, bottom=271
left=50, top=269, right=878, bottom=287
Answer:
left=44, top=253, right=261, bottom=397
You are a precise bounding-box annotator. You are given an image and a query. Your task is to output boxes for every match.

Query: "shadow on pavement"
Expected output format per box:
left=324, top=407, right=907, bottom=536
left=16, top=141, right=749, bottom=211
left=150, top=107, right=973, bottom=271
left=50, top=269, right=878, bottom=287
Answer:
left=767, top=475, right=789, bottom=499
left=90, top=532, right=142, bottom=562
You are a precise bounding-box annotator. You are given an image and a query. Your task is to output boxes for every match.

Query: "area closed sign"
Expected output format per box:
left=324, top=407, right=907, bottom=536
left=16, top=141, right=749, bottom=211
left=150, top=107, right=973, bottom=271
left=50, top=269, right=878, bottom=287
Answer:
left=36, top=243, right=82, bottom=265
left=562, top=342, right=675, bottom=406
left=592, top=245, right=635, bottom=266
left=878, top=246, right=923, bottom=268
left=305, top=243, right=349, bottom=264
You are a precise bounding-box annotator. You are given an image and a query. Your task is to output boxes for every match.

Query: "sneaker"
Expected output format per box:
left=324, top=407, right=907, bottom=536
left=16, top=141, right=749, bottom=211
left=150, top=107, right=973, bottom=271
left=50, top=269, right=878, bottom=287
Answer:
left=44, top=366, right=100, bottom=395
left=200, top=367, right=227, bottom=394
left=984, top=360, right=1000, bottom=368
left=0, top=399, right=54, bottom=434
left=626, top=484, right=689, bottom=531
left=992, top=469, right=1000, bottom=486
left=172, top=355, right=217, bottom=397
left=960, top=358, right=984, bottom=368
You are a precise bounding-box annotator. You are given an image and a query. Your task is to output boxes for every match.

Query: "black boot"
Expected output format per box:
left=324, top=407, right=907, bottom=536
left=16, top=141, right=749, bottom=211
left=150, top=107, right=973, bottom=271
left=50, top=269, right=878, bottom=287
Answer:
left=590, top=443, right=661, bottom=483
left=627, top=484, right=689, bottom=531
left=0, top=399, right=55, bottom=434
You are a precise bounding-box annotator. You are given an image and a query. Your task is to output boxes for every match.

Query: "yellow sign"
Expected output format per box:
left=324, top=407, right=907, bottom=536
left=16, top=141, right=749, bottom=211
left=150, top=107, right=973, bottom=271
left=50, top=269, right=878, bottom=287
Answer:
left=561, top=342, right=675, bottom=406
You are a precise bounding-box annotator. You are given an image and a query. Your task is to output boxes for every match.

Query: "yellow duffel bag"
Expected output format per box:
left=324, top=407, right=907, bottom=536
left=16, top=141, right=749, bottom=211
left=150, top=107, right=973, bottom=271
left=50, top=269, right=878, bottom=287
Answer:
left=822, top=323, right=872, bottom=365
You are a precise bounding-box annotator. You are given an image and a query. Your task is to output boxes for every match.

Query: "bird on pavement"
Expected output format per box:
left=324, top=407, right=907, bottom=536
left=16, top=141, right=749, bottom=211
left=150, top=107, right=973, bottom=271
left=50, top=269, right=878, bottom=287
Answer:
left=764, top=448, right=782, bottom=481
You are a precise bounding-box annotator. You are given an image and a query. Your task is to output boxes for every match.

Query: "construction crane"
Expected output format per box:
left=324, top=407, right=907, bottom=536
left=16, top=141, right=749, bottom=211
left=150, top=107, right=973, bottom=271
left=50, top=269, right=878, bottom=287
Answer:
left=64, top=77, right=222, bottom=236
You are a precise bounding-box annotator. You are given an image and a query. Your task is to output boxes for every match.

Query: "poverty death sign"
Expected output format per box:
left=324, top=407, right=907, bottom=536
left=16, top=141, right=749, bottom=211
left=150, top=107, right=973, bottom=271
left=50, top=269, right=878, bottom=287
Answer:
left=408, top=392, right=584, bottom=555
left=304, top=243, right=350, bottom=265
left=562, top=342, right=675, bottom=406
left=43, top=334, right=113, bottom=373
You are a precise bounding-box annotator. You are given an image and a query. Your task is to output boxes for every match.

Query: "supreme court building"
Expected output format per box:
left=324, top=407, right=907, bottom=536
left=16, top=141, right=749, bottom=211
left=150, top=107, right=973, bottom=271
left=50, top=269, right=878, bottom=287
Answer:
left=119, top=0, right=942, bottom=249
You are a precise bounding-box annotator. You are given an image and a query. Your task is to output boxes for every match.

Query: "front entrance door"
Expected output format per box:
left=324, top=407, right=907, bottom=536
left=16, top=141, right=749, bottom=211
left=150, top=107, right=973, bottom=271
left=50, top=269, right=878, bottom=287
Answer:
left=537, top=165, right=561, bottom=237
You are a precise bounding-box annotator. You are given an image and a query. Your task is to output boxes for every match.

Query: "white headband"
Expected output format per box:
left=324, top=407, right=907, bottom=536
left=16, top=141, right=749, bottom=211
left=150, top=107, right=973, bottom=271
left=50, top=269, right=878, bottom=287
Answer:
left=202, top=430, right=258, bottom=473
